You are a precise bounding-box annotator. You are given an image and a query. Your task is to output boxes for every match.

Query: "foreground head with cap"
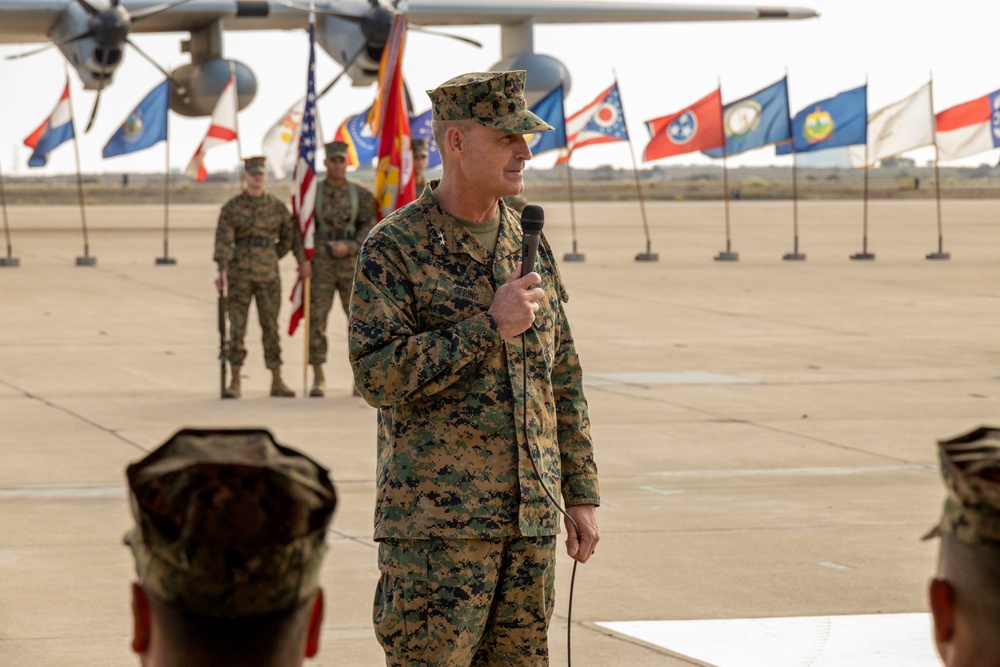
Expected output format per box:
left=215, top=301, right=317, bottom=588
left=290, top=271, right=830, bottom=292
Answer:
left=125, top=428, right=336, bottom=667
left=925, top=426, right=1000, bottom=666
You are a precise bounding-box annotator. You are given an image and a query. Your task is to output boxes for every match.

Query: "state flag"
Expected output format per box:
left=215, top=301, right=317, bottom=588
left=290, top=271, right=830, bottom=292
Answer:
left=103, top=79, right=169, bottom=159
left=558, top=82, right=629, bottom=163
left=262, top=98, right=305, bottom=180
left=935, top=89, right=1000, bottom=162
left=704, top=78, right=791, bottom=158
left=24, top=81, right=75, bottom=168
left=525, top=84, right=567, bottom=156
left=333, top=106, right=378, bottom=167
left=776, top=85, right=867, bottom=156
left=408, top=109, right=441, bottom=169
left=849, top=83, right=934, bottom=168
left=643, top=89, right=724, bottom=161
left=185, top=75, right=238, bottom=181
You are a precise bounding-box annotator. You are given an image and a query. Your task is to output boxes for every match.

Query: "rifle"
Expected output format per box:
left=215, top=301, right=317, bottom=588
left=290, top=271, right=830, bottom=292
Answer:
left=218, top=287, right=228, bottom=399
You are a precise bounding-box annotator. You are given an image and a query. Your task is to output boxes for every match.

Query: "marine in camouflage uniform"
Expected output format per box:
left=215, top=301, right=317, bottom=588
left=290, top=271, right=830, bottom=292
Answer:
left=124, top=428, right=336, bottom=666
left=412, top=137, right=430, bottom=195
left=349, top=71, right=600, bottom=667
left=925, top=426, right=1000, bottom=665
left=294, top=141, right=377, bottom=397
left=214, top=156, right=298, bottom=398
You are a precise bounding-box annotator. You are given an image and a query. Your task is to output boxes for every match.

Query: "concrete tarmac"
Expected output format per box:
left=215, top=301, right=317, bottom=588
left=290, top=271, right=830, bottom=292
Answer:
left=1, top=198, right=997, bottom=666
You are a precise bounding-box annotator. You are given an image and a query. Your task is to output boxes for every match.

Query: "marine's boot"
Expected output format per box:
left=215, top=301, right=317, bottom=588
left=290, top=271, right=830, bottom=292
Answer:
left=223, top=365, right=242, bottom=399
left=270, top=368, right=296, bottom=398
left=309, top=364, right=325, bottom=398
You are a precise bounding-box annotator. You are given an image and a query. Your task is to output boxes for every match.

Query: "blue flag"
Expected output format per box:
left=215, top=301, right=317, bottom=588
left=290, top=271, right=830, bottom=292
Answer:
left=704, top=78, right=791, bottom=158
left=409, top=109, right=441, bottom=169
left=776, top=84, right=867, bottom=156
left=526, top=84, right=567, bottom=156
left=102, top=80, right=169, bottom=158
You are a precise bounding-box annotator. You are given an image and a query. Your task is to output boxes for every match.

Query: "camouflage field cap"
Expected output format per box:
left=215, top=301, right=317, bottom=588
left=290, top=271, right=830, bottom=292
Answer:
left=426, top=70, right=553, bottom=134
left=924, top=426, right=1000, bottom=548
left=412, top=138, right=430, bottom=156
left=325, top=141, right=349, bottom=158
left=244, top=156, right=267, bottom=175
left=124, top=428, right=337, bottom=618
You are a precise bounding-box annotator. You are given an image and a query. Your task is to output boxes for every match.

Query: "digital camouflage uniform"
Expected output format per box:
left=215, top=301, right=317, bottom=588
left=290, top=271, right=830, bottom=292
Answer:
left=925, top=426, right=1000, bottom=549
left=350, top=71, right=597, bottom=665
left=294, top=178, right=377, bottom=365
left=124, top=428, right=337, bottom=619
left=214, top=190, right=295, bottom=370
left=413, top=138, right=429, bottom=196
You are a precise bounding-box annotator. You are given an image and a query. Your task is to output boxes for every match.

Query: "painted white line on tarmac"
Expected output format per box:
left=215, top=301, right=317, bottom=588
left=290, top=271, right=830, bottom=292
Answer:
left=598, top=613, right=938, bottom=666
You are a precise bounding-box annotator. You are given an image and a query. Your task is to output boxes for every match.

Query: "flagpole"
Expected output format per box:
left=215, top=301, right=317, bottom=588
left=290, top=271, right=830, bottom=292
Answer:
left=157, top=109, right=176, bottom=265
left=926, top=72, right=949, bottom=260
left=715, top=77, right=738, bottom=261
left=303, top=277, right=311, bottom=396
left=230, top=60, right=244, bottom=189
left=612, top=74, right=656, bottom=262
left=781, top=69, right=804, bottom=262
left=67, top=76, right=95, bottom=267
left=0, top=155, right=18, bottom=267
left=562, top=159, right=585, bottom=262
left=851, top=74, right=875, bottom=261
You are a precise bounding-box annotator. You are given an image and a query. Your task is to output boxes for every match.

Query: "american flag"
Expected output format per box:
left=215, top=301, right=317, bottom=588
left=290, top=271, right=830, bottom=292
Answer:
left=288, top=9, right=319, bottom=336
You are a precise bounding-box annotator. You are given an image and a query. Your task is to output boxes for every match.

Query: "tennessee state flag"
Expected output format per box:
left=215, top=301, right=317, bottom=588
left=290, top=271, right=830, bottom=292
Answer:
left=373, top=15, right=415, bottom=218
left=643, top=89, right=724, bottom=161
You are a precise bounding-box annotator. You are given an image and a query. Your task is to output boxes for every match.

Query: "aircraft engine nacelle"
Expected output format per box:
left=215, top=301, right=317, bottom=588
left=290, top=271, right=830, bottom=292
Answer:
left=316, top=14, right=383, bottom=87
left=53, top=1, right=126, bottom=90
left=489, top=53, right=572, bottom=107
left=168, top=58, right=257, bottom=118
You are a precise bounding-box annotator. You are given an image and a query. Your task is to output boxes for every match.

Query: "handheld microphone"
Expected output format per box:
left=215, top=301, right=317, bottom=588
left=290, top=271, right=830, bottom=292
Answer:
left=520, top=204, right=544, bottom=278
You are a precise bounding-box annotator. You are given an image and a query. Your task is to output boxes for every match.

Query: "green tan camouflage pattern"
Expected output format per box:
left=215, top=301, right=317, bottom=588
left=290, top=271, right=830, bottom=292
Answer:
left=374, top=536, right=555, bottom=666
left=294, top=180, right=378, bottom=365
left=215, top=190, right=296, bottom=368
left=243, top=155, right=267, bottom=174
left=926, top=426, right=1000, bottom=548
left=325, top=141, right=349, bottom=158
left=124, top=428, right=336, bottom=619
left=412, top=138, right=430, bottom=156
left=349, top=184, right=600, bottom=540
left=426, top=70, right=553, bottom=135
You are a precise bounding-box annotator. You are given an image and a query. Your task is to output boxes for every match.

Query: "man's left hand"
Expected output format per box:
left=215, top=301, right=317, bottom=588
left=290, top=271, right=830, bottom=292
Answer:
left=565, top=504, right=599, bottom=563
left=330, top=241, right=350, bottom=258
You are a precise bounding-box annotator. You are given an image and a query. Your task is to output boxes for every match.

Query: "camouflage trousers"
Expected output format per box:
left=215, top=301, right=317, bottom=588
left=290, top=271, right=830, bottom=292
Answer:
left=226, top=278, right=283, bottom=370
left=308, top=254, right=354, bottom=365
left=374, top=536, right=556, bottom=667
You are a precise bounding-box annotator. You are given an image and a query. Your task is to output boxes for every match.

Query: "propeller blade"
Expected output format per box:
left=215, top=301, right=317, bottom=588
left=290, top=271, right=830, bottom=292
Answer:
left=407, top=26, right=482, bottom=48
left=74, top=0, right=101, bottom=16
left=131, top=0, right=200, bottom=23
left=125, top=37, right=192, bottom=103
left=317, top=43, right=367, bottom=101
left=5, top=28, right=96, bottom=59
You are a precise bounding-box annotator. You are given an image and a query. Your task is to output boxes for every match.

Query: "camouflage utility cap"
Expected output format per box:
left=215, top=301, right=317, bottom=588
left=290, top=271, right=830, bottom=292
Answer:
left=412, top=138, right=429, bottom=156
left=427, top=70, right=553, bottom=134
left=325, top=141, right=348, bottom=158
left=244, top=156, right=267, bottom=175
left=925, top=426, right=1000, bottom=548
left=124, top=428, right=337, bottom=618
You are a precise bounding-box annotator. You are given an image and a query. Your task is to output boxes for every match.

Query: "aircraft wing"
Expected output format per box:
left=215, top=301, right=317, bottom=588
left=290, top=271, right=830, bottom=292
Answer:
left=0, top=0, right=816, bottom=44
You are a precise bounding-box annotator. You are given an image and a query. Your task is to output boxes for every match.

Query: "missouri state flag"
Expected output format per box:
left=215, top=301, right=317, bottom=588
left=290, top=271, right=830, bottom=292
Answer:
left=24, top=80, right=75, bottom=168
left=643, top=89, right=724, bottom=160
left=103, top=79, right=169, bottom=159
left=704, top=78, right=791, bottom=158
left=776, top=84, right=867, bottom=156
left=935, top=88, right=1000, bottom=162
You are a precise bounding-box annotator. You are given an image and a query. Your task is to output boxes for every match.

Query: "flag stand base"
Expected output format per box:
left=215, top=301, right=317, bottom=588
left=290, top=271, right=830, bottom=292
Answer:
left=635, top=252, right=659, bottom=262
left=782, top=252, right=806, bottom=261
left=850, top=252, right=875, bottom=261
left=926, top=251, right=950, bottom=261
left=714, top=251, right=739, bottom=262
left=156, top=256, right=177, bottom=266
left=563, top=252, right=586, bottom=262
left=0, top=257, right=20, bottom=267
left=76, top=255, right=97, bottom=267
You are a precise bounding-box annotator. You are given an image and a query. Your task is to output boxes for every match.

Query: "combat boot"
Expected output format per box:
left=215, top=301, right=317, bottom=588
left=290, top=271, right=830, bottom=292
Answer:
left=270, top=368, right=296, bottom=398
left=223, top=365, right=242, bottom=399
left=309, top=364, right=325, bottom=398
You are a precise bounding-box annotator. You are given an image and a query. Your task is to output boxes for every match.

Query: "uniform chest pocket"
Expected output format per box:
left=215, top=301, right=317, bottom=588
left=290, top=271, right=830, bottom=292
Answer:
left=424, top=278, right=492, bottom=329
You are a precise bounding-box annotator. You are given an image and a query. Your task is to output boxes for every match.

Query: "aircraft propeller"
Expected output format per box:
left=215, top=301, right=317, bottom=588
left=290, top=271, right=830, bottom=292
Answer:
left=7, top=0, right=198, bottom=132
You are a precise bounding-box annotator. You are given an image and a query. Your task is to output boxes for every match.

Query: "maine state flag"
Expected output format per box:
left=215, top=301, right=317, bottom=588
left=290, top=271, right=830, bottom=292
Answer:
left=526, top=84, right=566, bottom=156
left=776, top=85, right=867, bottom=156
left=103, top=80, right=169, bottom=158
left=705, top=78, right=791, bottom=158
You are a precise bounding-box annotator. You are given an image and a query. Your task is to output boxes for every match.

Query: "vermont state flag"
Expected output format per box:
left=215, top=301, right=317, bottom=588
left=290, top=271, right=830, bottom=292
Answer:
left=705, top=78, right=791, bottom=158
left=776, top=85, right=867, bottom=155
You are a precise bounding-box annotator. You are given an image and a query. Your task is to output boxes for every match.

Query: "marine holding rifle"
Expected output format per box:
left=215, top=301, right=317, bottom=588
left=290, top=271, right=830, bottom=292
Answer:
left=214, top=156, right=303, bottom=398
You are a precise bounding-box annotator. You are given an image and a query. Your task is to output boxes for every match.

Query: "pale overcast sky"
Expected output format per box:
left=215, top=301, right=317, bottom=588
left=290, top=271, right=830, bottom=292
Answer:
left=1, top=0, right=998, bottom=176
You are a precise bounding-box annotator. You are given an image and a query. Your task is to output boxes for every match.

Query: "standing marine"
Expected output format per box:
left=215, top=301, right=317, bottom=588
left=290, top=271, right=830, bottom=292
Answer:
left=295, top=141, right=377, bottom=397
left=214, top=155, right=301, bottom=398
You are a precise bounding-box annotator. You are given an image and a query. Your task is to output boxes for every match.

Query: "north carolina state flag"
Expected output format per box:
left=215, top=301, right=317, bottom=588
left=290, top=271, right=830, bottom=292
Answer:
left=644, top=89, right=725, bottom=161
left=936, top=89, right=1000, bottom=162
